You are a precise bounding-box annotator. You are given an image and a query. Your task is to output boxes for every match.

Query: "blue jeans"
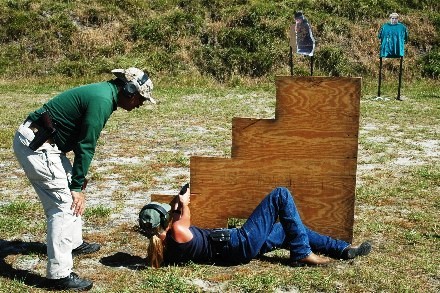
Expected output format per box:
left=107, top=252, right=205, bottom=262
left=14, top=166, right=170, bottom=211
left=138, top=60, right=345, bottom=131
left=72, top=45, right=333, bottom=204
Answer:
left=226, top=187, right=349, bottom=263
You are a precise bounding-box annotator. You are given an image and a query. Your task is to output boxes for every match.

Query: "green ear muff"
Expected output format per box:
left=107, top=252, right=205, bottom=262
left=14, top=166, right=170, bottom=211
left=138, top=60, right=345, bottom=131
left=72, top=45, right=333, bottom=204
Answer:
left=139, top=203, right=170, bottom=234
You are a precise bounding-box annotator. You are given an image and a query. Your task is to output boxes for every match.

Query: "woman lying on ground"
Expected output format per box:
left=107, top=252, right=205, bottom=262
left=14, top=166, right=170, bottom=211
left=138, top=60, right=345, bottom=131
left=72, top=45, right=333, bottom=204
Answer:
left=139, top=186, right=371, bottom=268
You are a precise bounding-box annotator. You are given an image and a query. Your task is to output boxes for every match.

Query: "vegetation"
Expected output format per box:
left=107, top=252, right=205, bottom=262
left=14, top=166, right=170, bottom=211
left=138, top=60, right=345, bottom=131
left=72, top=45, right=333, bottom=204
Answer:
left=0, top=77, right=439, bottom=292
left=0, top=0, right=438, bottom=82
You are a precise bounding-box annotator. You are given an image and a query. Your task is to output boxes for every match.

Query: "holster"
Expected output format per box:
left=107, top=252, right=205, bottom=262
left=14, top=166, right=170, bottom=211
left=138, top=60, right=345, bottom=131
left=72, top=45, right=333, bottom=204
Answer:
left=29, top=111, right=57, bottom=151
left=209, top=228, right=231, bottom=242
left=209, top=229, right=231, bottom=261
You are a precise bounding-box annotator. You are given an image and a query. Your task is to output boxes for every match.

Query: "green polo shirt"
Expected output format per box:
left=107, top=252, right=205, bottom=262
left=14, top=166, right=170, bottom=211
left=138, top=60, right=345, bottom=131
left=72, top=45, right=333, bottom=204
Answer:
left=28, top=81, right=119, bottom=191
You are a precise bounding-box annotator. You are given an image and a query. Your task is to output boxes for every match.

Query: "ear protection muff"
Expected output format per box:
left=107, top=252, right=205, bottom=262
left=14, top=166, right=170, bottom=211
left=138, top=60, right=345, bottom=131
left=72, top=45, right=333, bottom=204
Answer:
left=122, top=81, right=139, bottom=98
left=121, top=72, right=150, bottom=98
left=139, top=203, right=170, bottom=232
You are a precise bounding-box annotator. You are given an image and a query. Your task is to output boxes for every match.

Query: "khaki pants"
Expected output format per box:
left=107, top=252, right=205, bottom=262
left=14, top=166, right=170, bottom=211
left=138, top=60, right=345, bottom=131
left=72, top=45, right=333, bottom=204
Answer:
left=13, top=120, right=83, bottom=279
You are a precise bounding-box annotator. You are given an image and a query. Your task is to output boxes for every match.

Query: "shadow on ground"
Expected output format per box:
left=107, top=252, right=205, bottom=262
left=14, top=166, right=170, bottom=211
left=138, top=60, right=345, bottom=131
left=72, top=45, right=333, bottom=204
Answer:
left=0, top=239, right=49, bottom=289
left=100, top=252, right=147, bottom=270
left=0, top=240, right=148, bottom=289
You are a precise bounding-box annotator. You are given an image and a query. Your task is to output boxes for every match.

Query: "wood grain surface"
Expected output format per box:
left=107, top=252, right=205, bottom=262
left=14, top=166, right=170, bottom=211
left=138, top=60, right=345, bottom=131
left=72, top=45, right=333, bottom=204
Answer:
left=154, top=76, right=361, bottom=242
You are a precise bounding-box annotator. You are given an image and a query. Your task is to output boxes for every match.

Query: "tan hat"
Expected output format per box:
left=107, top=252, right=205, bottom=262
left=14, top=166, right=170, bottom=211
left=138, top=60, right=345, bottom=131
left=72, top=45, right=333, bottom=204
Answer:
left=112, top=67, right=156, bottom=104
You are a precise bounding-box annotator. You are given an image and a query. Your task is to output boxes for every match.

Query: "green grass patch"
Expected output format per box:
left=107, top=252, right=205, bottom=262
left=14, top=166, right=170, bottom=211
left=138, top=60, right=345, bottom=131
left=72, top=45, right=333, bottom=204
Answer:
left=84, top=205, right=111, bottom=220
left=0, top=77, right=438, bottom=292
left=0, top=201, right=45, bottom=238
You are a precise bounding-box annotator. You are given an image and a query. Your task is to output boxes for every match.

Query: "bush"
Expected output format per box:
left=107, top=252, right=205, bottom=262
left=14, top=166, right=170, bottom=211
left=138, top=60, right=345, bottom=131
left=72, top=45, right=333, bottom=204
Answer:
left=194, top=34, right=280, bottom=81
left=316, top=0, right=400, bottom=21
left=193, top=2, right=288, bottom=80
left=0, top=0, right=438, bottom=81
left=0, top=10, right=38, bottom=42
left=420, top=47, right=440, bottom=78
left=131, top=9, right=203, bottom=45
left=193, top=46, right=232, bottom=81
left=315, top=46, right=350, bottom=76
left=53, top=59, right=90, bottom=77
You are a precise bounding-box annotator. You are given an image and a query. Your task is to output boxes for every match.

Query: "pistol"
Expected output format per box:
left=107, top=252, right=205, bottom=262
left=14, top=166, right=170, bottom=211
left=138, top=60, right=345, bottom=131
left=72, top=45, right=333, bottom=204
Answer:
left=179, top=183, right=189, bottom=195
left=29, top=111, right=57, bottom=151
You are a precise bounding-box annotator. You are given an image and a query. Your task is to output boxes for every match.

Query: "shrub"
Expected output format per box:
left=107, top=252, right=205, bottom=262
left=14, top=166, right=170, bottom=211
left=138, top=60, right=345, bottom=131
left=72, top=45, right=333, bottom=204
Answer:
left=131, top=9, right=203, bottom=45
left=0, top=0, right=438, bottom=81
left=0, top=10, right=38, bottom=42
left=194, top=37, right=279, bottom=81
left=193, top=2, right=288, bottom=80
left=315, top=46, right=351, bottom=76
left=316, top=0, right=400, bottom=21
left=420, top=47, right=440, bottom=78
left=53, top=59, right=90, bottom=77
left=193, top=46, right=232, bottom=81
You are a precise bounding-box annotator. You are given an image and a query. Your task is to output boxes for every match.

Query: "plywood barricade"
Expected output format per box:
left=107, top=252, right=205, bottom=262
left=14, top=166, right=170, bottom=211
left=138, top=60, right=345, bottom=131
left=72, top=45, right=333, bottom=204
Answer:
left=153, top=76, right=361, bottom=242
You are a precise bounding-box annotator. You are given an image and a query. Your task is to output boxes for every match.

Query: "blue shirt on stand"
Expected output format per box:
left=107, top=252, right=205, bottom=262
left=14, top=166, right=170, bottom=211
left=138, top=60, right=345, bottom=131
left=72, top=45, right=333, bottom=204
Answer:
left=378, top=22, right=408, bottom=58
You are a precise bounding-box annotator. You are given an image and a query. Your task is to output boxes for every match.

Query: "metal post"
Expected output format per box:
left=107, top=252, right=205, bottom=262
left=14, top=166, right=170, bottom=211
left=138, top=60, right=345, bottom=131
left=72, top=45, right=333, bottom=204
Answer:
left=310, top=55, right=314, bottom=76
left=377, top=57, right=383, bottom=97
left=397, top=56, right=403, bottom=100
left=289, top=46, right=293, bottom=76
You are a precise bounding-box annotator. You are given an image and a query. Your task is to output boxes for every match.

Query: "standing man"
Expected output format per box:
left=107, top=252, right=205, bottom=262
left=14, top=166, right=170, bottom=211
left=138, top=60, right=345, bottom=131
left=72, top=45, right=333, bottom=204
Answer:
left=13, top=67, right=155, bottom=291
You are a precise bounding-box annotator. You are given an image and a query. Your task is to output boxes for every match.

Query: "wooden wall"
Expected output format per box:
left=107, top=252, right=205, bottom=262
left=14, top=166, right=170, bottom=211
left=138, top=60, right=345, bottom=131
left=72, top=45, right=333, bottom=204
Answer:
left=154, top=76, right=361, bottom=242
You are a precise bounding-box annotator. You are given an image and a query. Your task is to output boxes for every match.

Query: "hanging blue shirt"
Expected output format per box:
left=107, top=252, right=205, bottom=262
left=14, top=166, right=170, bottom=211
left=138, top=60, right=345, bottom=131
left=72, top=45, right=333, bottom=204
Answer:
left=378, top=23, right=408, bottom=58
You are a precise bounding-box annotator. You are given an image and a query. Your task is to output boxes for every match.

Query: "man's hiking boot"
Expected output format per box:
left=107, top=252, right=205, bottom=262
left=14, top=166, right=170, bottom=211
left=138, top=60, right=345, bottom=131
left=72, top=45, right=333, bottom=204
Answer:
left=47, top=272, right=92, bottom=291
left=72, top=241, right=101, bottom=256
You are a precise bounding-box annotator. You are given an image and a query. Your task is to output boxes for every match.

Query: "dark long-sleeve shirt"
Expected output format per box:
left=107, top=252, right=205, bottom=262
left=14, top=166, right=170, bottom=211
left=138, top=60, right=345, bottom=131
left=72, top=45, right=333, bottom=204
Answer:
left=27, top=81, right=118, bottom=191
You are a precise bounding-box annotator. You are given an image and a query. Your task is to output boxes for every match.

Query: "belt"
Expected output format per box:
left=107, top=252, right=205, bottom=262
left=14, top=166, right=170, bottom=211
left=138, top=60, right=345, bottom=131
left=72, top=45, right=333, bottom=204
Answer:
left=28, top=121, right=55, bottom=145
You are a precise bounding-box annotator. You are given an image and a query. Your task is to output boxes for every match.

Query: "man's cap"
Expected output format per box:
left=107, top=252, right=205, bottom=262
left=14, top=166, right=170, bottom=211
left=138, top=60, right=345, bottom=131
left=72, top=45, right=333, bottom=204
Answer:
left=389, top=12, right=399, bottom=18
left=111, top=67, right=156, bottom=104
left=139, top=202, right=171, bottom=233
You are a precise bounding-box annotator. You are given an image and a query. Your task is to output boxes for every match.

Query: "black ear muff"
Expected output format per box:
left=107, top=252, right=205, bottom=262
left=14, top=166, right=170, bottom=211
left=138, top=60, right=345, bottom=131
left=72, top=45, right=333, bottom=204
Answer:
left=123, top=81, right=138, bottom=98
left=139, top=203, right=170, bottom=231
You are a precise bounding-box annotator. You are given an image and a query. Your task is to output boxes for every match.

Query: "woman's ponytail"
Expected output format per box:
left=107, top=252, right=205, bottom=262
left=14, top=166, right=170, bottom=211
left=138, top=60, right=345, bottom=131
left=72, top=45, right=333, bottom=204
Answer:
left=147, top=229, right=165, bottom=268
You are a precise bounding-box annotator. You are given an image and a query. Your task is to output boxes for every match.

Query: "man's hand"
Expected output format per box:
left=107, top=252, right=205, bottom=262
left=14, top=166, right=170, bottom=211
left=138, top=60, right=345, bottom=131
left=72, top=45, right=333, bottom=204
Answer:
left=71, top=190, right=86, bottom=216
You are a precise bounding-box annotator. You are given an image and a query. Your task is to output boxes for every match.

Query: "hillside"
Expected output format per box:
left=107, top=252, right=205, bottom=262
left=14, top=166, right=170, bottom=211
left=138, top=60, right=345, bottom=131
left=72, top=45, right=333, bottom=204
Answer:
left=0, top=0, right=439, bottom=82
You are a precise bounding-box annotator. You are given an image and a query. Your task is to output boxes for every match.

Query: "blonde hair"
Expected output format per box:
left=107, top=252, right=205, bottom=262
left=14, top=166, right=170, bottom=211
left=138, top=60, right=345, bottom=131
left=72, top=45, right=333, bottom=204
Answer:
left=147, top=232, right=165, bottom=268
left=146, top=220, right=173, bottom=268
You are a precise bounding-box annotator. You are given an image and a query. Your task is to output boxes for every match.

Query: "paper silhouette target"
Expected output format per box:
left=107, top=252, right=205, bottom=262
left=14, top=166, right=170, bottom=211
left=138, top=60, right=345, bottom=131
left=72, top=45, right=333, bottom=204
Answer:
left=290, top=11, right=315, bottom=56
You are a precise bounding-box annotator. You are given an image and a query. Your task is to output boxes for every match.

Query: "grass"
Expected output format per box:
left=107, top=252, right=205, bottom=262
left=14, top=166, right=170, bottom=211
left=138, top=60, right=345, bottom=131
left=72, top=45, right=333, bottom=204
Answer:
left=0, top=201, right=45, bottom=238
left=0, top=76, right=439, bottom=292
left=0, top=1, right=439, bottom=81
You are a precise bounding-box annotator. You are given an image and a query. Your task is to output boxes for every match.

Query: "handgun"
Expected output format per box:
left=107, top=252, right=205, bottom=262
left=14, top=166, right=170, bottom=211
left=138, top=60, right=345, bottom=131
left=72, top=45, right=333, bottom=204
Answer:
left=179, top=183, right=189, bottom=195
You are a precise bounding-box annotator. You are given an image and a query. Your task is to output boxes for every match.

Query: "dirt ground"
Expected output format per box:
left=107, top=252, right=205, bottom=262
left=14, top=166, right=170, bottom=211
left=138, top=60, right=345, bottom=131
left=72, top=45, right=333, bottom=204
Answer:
left=0, top=93, right=439, bottom=291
